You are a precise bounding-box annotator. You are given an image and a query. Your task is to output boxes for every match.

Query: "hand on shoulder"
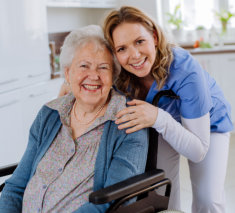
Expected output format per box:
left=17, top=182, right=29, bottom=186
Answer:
left=115, top=99, right=158, bottom=133
left=58, top=82, right=71, bottom=97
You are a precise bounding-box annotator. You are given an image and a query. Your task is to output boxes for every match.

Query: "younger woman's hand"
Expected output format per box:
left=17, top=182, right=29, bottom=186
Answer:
left=58, top=81, right=71, bottom=97
left=115, top=99, right=158, bottom=133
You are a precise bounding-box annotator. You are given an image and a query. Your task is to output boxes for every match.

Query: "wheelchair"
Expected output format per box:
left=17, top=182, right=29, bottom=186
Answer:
left=0, top=90, right=182, bottom=213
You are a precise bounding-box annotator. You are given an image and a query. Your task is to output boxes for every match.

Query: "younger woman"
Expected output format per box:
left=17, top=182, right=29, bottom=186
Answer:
left=103, top=6, right=233, bottom=213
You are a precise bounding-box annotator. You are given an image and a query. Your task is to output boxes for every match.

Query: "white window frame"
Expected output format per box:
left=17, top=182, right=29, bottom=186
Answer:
left=156, top=0, right=233, bottom=30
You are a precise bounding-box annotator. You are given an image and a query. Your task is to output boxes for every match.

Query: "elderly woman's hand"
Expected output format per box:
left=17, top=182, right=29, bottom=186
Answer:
left=115, top=99, right=158, bottom=133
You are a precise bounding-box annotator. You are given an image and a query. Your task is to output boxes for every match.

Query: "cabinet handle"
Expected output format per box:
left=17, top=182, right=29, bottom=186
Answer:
left=27, top=72, right=47, bottom=78
left=0, top=100, right=19, bottom=109
left=29, top=91, right=47, bottom=98
left=0, top=78, right=18, bottom=86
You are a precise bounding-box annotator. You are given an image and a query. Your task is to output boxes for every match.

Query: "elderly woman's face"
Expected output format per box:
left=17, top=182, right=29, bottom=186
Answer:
left=65, top=42, right=113, bottom=107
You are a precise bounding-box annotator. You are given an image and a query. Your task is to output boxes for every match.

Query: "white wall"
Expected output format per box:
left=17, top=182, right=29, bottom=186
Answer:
left=117, top=0, right=158, bottom=21
left=47, top=7, right=113, bottom=33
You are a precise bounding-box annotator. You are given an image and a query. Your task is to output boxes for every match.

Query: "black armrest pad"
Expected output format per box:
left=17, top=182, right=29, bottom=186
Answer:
left=89, top=169, right=165, bottom=204
left=0, top=163, right=18, bottom=177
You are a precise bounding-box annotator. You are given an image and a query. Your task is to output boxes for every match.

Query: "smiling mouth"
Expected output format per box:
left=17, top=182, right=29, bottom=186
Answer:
left=83, top=84, right=101, bottom=91
left=130, top=58, right=146, bottom=68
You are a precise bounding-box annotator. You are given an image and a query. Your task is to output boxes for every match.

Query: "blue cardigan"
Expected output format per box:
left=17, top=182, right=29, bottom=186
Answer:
left=0, top=105, right=148, bottom=213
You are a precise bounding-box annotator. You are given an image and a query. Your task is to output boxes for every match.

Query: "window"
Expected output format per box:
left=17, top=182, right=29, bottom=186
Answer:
left=228, top=0, right=235, bottom=28
left=158, top=0, right=235, bottom=30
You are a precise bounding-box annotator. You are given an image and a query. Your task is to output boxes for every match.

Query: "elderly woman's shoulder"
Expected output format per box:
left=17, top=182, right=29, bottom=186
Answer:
left=111, top=89, right=128, bottom=104
left=45, top=92, right=74, bottom=111
left=112, top=88, right=126, bottom=98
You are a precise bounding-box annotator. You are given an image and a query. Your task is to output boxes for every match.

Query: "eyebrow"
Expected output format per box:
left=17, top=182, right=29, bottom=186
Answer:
left=99, top=63, right=111, bottom=66
left=77, top=60, right=91, bottom=64
left=115, top=36, right=144, bottom=49
left=114, top=44, right=125, bottom=50
left=77, top=61, right=111, bottom=66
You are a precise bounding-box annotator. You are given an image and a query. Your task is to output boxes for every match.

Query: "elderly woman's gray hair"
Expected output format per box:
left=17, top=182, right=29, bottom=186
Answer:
left=60, top=25, right=120, bottom=81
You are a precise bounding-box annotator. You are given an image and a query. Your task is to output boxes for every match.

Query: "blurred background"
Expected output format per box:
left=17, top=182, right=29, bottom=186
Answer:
left=0, top=0, right=235, bottom=212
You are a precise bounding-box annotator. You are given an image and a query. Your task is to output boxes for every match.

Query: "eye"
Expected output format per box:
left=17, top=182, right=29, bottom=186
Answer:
left=98, top=64, right=110, bottom=70
left=116, top=47, right=125, bottom=53
left=80, top=64, right=89, bottom=69
left=136, top=39, right=145, bottom=45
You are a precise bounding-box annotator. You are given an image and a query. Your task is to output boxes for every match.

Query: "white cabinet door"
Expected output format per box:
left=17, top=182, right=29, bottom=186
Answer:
left=0, top=91, right=24, bottom=166
left=20, top=82, right=56, bottom=144
left=0, top=0, right=50, bottom=94
left=0, top=79, right=63, bottom=167
left=193, top=54, right=223, bottom=87
left=19, top=0, right=51, bottom=86
left=193, top=52, right=235, bottom=123
left=20, top=78, right=63, bottom=144
left=0, top=1, right=23, bottom=93
left=217, top=54, right=235, bottom=123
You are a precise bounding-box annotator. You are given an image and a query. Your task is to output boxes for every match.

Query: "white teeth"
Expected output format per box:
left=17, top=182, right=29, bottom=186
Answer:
left=83, top=85, right=100, bottom=90
left=132, top=59, right=145, bottom=67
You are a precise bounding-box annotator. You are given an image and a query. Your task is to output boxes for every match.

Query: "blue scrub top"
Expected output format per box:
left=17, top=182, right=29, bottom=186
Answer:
left=145, top=47, right=233, bottom=133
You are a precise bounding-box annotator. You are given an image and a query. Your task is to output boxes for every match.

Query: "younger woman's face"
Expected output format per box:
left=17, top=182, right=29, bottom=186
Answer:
left=112, top=22, right=157, bottom=78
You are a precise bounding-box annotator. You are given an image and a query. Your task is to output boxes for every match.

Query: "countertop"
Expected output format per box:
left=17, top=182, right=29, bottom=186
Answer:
left=186, top=45, right=235, bottom=55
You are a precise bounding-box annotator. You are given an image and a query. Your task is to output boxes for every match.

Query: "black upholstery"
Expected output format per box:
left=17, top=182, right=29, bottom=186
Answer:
left=0, top=163, right=18, bottom=192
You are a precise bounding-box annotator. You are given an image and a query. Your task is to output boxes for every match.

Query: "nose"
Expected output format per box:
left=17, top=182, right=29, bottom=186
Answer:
left=129, top=46, right=141, bottom=59
left=88, top=67, right=99, bottom=80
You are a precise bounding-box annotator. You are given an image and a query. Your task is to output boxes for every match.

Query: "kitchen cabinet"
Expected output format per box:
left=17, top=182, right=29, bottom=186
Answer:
left=46, top=0, right=117, bottom=33
left=0, top=0, right=65, bottom=170
left=20, top=80, right=62, bottom=144
left=46, top=0, right=158, bottom=33
left=0, top=78, right=63, bottom=167
left=192, top=50, right=235, bottom=124
left=0, top=90, right=23, bottom=166
left=0, top=0, right=51, bottom=94
left=0, top=0, right=54, bottom=170
left=0, top=60, right=22, bottom=94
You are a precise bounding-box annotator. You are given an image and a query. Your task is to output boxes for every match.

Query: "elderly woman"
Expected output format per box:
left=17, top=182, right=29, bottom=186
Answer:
left=0, top=25, right=148, bottom=213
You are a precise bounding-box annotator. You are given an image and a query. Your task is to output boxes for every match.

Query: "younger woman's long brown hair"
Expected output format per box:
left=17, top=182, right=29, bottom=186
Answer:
left=103, top=6, right=175, bottom=99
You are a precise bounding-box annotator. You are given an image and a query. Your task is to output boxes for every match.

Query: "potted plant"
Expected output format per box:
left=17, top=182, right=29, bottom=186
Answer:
left=195, top=25, right=206, bottom=40
left=215, top=9, right=235, bottom=34
left=166, top=4, right=184, bottom=42
left=166, top=4, right=184, bottom=30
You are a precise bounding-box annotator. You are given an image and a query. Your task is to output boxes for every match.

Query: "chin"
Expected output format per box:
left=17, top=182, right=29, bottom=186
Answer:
left=128, top=68, right=151, bottom=78
left=134, top=70, right=151, bottom=78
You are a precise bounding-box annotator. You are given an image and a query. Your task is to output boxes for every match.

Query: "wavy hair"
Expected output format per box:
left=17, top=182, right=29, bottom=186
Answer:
left=103, top=6, right=175, bottom=98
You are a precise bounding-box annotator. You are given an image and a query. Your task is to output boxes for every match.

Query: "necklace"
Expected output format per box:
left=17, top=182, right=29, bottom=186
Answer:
left=73, top=101, right=105, bottom=125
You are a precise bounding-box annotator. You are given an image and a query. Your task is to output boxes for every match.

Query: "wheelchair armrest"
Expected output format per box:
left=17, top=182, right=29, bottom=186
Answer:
left=89, top=169, right=165, bottom=204
left=0, top=163, right=18, bottom=192
left=0, top=163, right=18, bottom=177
